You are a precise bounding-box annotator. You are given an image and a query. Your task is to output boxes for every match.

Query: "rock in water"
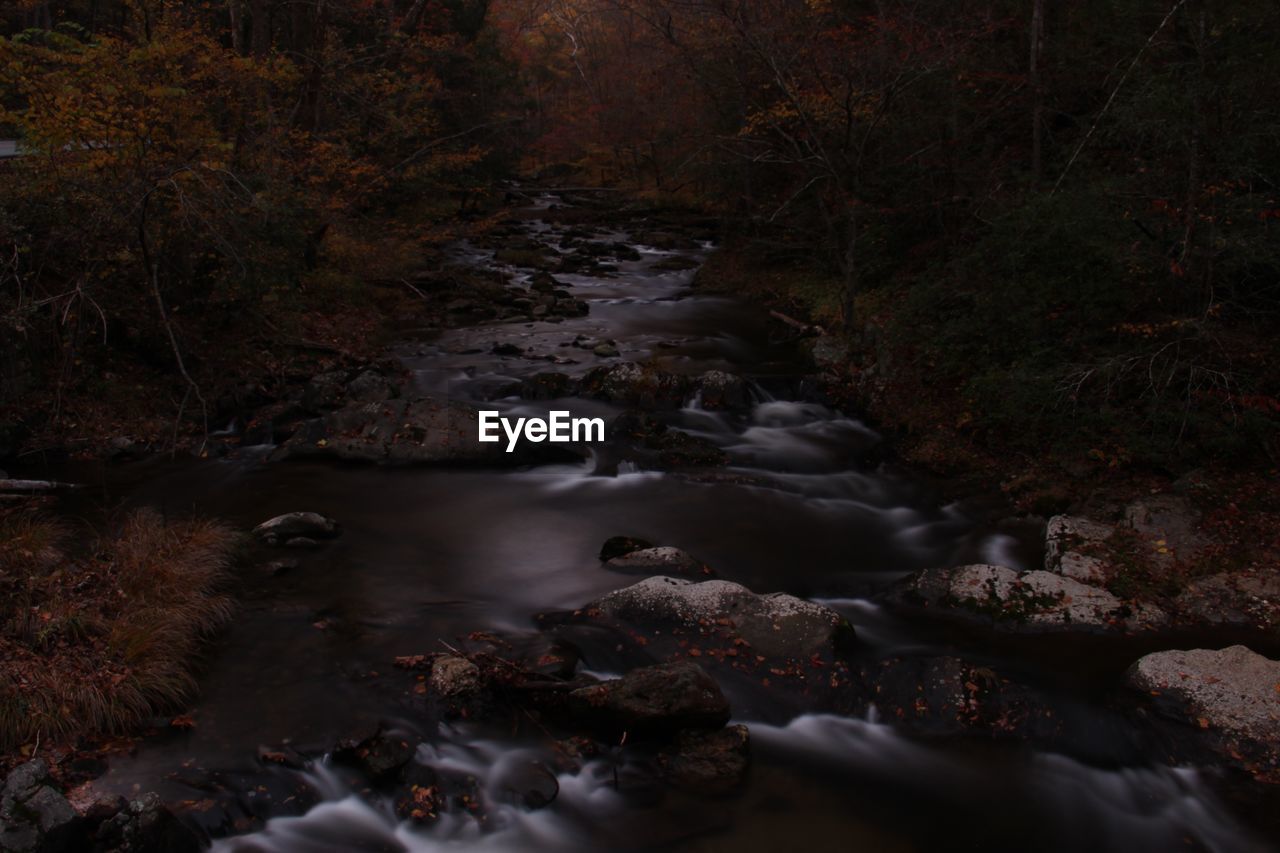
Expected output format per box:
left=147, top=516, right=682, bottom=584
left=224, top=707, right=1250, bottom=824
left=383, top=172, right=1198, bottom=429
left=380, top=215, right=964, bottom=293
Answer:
left=95, top=793, right=202, bottom=853
left=603, top=546, right=712, bottom=577
left=492, top=761, right=560, bottom=810
left=253, top=512, right=339, bottom=544
left=1044, top=515, right=1111, bottom=584
left=580, top=363, right=691, bottom=409
left=1127, top=645, right=1280, bottom=781
left=658, top=725, right=750, bottom=794
left=599, top=536, right=654, bottom=561
left=333, top=728, right=416, bottom=782
left=695, top=371, right=750, bottom=411
left=430, top=655, right=482, bottom=698
left=590, top=576, right=854, bottom=660
left=0, top=760, right=85, bottom=853
left=608, top=410, right=728, bottom=470
left=891, top=564, right=1167, bottom=633
left=569, top=661, right=730, bottom=737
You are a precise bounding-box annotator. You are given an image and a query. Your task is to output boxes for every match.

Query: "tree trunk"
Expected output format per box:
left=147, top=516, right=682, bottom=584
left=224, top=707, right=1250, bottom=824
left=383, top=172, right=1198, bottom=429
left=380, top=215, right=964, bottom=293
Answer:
left=1030, top=0, right=1046, bottom=182
left=840, top=205, right=859, bottom=329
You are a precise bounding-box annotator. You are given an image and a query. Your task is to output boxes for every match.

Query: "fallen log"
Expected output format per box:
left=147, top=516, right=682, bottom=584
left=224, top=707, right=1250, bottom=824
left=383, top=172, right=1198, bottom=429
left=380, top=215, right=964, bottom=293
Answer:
left=768, top=309, right=824, bottom=336
left=0, top=479, right=84, bottom=493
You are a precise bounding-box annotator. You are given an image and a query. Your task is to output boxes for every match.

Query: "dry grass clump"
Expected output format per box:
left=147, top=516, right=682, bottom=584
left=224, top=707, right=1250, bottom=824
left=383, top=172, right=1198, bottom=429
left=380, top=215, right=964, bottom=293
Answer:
left=0, top=507, right=241, bottom=757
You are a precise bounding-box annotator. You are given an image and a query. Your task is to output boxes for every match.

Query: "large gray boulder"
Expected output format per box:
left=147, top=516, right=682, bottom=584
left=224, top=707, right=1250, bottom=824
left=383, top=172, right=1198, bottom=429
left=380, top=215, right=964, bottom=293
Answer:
left=1127, top=645, right=1280, bottom=781
left=892, top=564, right=1167, bottom=633
left=592, top=576, right=852, bottom=660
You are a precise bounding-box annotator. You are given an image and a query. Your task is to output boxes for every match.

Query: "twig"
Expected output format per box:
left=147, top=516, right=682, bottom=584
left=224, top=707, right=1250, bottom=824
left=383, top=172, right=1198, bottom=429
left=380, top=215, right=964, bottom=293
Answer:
left=1052, top=0, right=1189, bottom=194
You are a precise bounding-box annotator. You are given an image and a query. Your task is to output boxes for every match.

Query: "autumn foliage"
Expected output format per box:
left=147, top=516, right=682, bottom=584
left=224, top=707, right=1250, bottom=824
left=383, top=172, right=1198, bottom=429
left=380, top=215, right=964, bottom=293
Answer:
left=0, top=0, right=519, bottom=440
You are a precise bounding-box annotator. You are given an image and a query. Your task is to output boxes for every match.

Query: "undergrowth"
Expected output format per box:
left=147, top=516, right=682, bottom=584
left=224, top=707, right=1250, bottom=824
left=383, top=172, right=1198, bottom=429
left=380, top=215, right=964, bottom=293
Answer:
left=0, top=507, right=240, bottom=758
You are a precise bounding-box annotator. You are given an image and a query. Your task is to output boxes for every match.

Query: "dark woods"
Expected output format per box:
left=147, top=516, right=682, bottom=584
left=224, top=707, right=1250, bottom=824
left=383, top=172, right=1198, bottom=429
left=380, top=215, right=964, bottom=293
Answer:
left=1, top=0, right=1278, bottom=468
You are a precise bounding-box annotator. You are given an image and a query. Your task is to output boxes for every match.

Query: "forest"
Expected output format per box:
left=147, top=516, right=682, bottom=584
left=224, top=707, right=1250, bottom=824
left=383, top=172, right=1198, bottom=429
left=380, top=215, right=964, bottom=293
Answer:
left=1, top=1, right=1279, bottom=851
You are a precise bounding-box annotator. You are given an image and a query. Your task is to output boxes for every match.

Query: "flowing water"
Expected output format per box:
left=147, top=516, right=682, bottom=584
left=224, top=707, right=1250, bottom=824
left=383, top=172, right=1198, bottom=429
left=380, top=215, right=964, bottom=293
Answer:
left=36, top=201, right=1275, bottom=851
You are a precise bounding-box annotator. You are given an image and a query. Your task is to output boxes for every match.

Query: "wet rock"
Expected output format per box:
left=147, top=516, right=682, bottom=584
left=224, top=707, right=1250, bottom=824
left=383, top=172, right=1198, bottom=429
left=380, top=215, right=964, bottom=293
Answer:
left=253, top=512, right=339, bottom=545
left=430, top=655, right=482, bottom=698
left=346, top=370, right=395, bottom=404
left=609, top=411, right=727, bottom=470
left=590, top=577, right=854, bottom=660
left=334, top=729, right=416, bottom=783
left=528, top=272, right=561, bottom=292
left=492, top=342, right=524, bottom=356
left=604, top=546, right=713, bottom=578
left=857, top=655, right=1060, bottom=741
left=81, top=795, right=127, bottom=829
left=1174, top=570, right=1280, bottom=631
left=581, top=363, right=691, bottom=409
left=891, top=564, right=1167, bottom=633
left=494, top=247, right=551, bottom=268
left=657, top=725, right=750, bottom=794
left=301, top=371, right=348, bottom=413
left=264, top=558, right=299, bottom=576
left=592, top=343, right=620, bottom=358
left=1127, top=645, right=1280, bottom=781
left=636, top=231, right=701, bottom=252
left=94, top=793, right=201, bottom=853
left=520, top=372, right=578, bottom=400
left=284, top=536, right=319, bottom=549
left=694, top=371, right=750, bottom=411
left=599, top=536, right=654, bottom=561
left=610, top=242, right=643, bottom=261
left=1044, top=515, right=1111, bottom=584
left=394, top=762, right=443, bottom=823
left=568, top=661, right=730, bottom=737
left=1, top=760, right=85, bottom=853
left=650, top=255, right=700, bottom=272
left=493, top=761, right=559, bottom=810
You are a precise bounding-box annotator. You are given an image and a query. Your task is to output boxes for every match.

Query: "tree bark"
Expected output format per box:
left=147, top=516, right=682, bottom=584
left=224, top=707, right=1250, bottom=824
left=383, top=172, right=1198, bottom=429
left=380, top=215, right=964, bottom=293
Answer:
left=1030, top=0, right=1046, bottom=182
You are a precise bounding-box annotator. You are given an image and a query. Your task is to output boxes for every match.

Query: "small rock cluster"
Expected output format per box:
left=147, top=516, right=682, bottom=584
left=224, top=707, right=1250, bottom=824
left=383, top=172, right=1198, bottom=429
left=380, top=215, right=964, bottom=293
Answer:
left=0, top=760, right=201, bottom=853
left=887, top=495, right=1280, bottom=782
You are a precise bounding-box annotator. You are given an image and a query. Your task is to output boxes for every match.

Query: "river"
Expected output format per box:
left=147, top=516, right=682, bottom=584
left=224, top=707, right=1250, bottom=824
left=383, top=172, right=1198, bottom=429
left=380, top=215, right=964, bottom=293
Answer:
left=52, top=199, right=1271, bottom=852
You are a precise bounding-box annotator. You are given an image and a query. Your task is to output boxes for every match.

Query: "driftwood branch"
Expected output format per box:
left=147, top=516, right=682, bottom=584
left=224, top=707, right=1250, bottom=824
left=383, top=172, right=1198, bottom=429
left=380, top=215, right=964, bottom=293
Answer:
left=0, top=479, right=84, bottom=493
left=769, top=309, right=824, bottom=336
